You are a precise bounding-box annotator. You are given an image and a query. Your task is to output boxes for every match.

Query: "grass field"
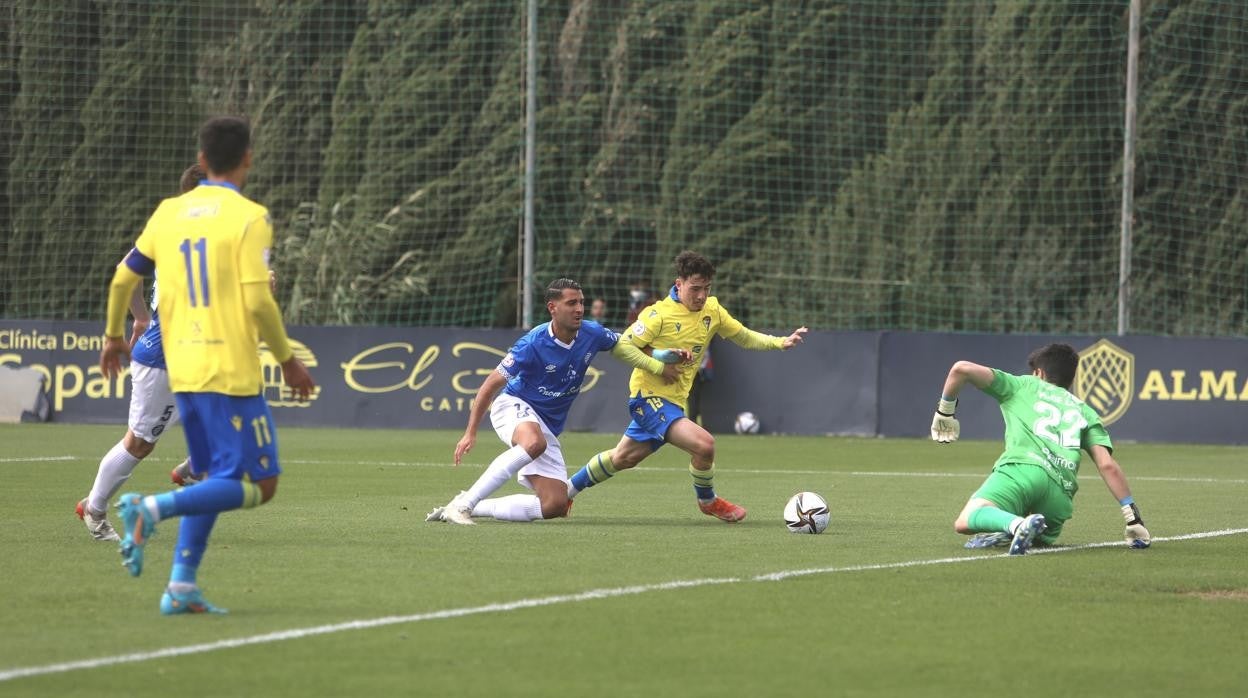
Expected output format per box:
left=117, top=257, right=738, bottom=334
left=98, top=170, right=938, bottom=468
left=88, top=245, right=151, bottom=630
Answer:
left=2, top=423, right=1246, bottom=697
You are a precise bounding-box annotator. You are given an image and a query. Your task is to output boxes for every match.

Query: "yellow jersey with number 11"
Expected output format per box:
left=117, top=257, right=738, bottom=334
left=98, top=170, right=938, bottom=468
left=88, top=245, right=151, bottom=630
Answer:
left=133, top=182, right=272, bottom=395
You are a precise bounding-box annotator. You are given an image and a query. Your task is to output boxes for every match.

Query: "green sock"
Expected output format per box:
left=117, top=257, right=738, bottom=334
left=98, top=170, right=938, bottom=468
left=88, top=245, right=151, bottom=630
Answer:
left=968, top=506, right=1021, bottom=534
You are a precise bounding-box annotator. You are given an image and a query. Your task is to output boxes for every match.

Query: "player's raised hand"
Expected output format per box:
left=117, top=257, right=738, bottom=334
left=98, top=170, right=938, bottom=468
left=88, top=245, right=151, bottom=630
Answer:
left=99, top=336, right=130, bottom=380
left=930, top=398, right=959, bottom=443
left=281, top=356, right=315, bottom=402
left=781, top=327, right=808, bottom=350
left=454, top=432, right=476, bottom=466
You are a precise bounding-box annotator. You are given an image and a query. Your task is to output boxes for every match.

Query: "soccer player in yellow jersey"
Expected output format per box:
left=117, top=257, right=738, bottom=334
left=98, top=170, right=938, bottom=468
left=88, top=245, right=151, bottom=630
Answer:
left=99, top=116, right=314, bottom=614
left=567, top=251, right=808, bottom=522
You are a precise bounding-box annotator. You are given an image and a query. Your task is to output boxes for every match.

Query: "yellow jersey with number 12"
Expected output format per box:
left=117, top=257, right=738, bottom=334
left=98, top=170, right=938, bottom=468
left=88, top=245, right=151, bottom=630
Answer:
left=133, top=182, right=272, bottom=395
left=625, top=292, right=744, bottom=409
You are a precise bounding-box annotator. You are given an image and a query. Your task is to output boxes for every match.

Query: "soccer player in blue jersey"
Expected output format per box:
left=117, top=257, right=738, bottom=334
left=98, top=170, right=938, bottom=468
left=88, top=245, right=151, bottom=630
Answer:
left=76, top=165, right=204, bottom=541
left=930, top=343, right=1151, bottom=554
left=567, top=251, right=808, bottom=522
left=426, top=278, right=685, bottom=525
left=99, top=116, right=314, bottom=614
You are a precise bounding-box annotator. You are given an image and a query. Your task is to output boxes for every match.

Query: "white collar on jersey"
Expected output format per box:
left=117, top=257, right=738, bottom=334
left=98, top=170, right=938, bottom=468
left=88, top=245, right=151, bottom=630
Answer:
left=546, top=323, right=575, bottom=349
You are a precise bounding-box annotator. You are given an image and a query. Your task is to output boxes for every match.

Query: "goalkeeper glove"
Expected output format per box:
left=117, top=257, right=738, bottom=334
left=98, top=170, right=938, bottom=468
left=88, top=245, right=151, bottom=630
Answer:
left=1121, top=499, right=1151, bottom=549
left=930, top=398, right=960, bottom=443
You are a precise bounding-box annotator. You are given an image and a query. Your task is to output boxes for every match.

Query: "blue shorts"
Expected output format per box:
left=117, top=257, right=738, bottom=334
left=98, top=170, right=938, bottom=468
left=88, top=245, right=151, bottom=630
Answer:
left=174, top=392, right=281, bottom=482
left=623, top=394, right=687, bottom=452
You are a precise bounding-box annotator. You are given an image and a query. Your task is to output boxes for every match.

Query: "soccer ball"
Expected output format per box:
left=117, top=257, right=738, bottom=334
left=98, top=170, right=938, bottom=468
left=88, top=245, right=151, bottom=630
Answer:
left=783, top=491, right=830, bottom=534
left=734, top=411, right=761, bottom=434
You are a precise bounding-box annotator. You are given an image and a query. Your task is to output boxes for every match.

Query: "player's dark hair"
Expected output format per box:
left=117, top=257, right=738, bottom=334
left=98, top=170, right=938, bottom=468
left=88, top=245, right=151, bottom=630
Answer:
left=179, top=163, right=205, bottom=194
left=674, top=250, right=715, bottom=279
left=1028, top=343, right=1079, bottom=390
left=545, top=278, right=582, bottom=304
left=198, top=116, right=251, bottom=175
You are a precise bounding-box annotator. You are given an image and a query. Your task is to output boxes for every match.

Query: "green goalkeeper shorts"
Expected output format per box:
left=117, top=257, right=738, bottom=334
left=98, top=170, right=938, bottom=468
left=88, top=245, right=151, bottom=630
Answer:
left=972, top=463, right=1074, bottom=545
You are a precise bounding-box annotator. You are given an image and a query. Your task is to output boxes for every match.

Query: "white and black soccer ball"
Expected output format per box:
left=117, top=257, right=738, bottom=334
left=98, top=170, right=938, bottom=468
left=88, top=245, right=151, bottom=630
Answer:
left=783, top=491, right=830, bottom=534
left=733, top=411, right=761, bottom=434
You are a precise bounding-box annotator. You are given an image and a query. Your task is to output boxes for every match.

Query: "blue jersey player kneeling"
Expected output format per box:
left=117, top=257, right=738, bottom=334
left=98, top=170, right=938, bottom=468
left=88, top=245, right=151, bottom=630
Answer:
left=426, top=278, right=685, bottom=525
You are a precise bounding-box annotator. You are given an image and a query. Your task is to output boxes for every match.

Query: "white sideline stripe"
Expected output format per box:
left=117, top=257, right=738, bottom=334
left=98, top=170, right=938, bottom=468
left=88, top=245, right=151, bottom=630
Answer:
left=754, top=527, right=1248, bottom=581
left=8, top=455, right=1247, bottom=485
left=2, top=527, right=1246, bottom=683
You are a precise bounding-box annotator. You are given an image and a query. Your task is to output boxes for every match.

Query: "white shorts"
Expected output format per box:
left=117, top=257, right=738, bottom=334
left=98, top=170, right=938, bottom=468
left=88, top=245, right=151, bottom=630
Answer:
left=128, top=363, right=179, bottom=443
left=489, top=393, right=569, bottom=487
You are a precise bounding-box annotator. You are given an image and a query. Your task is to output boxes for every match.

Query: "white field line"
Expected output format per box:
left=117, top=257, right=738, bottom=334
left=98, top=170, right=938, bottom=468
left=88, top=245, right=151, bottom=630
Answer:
left=8, top=455, right=1247, bottom=485
left=2, top=527, right=1246, bottom=683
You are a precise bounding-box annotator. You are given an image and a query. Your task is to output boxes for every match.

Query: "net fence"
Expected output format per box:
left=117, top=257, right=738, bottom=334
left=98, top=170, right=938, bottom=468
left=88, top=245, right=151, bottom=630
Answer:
left=1, top=0, right=1245, bottom=335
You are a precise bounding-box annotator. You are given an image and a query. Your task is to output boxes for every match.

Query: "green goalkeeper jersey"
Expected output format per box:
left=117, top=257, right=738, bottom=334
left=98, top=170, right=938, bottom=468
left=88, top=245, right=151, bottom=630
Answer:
left=982, top=369, right=1113, bottom=497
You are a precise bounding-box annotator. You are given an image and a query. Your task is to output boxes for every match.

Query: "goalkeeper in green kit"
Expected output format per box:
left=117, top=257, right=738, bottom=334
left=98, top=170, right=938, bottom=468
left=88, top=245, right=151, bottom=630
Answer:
left=929, top=343, right=1151, bottom=555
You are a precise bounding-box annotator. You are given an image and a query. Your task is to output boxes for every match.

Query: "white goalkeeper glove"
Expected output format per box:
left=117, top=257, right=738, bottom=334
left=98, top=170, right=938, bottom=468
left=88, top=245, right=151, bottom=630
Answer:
left=1121, top=500, right=1151, bottom=549
left=930, top=398, right=960, bottom=443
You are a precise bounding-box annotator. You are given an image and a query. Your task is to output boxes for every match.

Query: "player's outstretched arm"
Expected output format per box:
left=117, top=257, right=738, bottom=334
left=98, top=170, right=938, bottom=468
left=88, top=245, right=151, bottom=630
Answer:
left=1088, top=444, right=1151, bottom=548
left=780, top=326, right=808, bottom=349
left=929, top=361, right=994, bottom=443
left=243, top=281, right=315, bottom=401
left=456, top=370, right=507, bottom=465
left=723, top=326, right=807, bottom=352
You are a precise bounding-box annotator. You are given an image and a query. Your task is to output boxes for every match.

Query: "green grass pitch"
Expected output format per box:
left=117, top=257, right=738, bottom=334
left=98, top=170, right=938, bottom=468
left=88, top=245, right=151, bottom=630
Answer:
left=2, top=423, right=1246, bottom=696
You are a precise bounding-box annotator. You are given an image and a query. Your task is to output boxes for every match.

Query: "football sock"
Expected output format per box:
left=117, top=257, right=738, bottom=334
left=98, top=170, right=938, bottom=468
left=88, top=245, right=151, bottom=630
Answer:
left=968, top=506, right=1022, bottom=534
left=465, top=445, right=533, bottom=505
left=88, top=440, right=142, bottom=513
left=477, top=494, right=545, bottom=522
left=568, top=450, right=617, bottom=497
left=690, top=463, right=716, bottom=502
left=145, top=479, right=263, bottom=522
left=169, top=512, right=218, bottom=586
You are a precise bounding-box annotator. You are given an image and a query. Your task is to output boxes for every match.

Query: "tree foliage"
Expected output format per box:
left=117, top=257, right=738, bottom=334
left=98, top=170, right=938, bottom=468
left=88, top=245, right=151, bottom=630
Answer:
left=1, top=0, right=1245, bottom=336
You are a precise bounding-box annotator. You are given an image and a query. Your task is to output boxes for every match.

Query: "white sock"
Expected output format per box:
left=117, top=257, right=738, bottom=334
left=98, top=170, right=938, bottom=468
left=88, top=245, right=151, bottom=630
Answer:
left=480, top=494, right=544, bottom=522
left=88, top=441, right=142, bottom=513
left=142, top=495, right=164, bottom=524
left=1008, top=517, right=1024, bottom=535
left=464, top=445, right=533, bottom=506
